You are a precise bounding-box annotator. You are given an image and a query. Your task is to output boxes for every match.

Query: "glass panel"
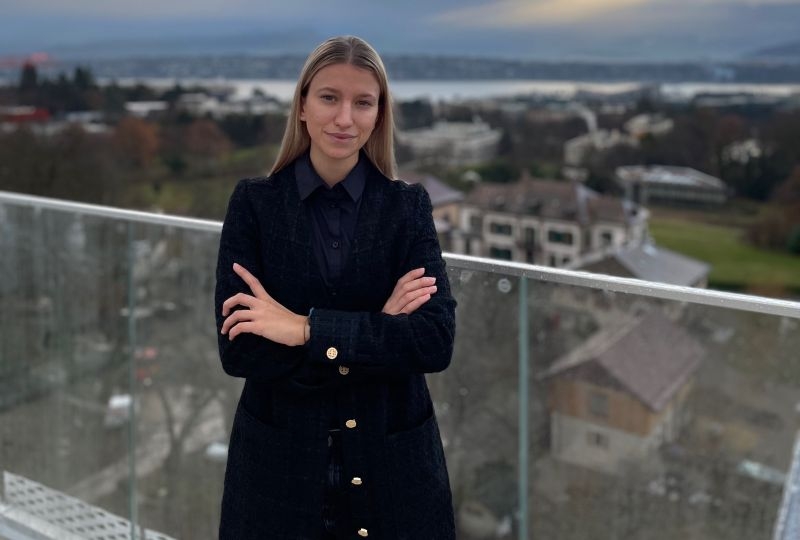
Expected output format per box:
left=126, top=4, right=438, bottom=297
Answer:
left=127, top=221, right=239, bottom=539
left=526, top=280, right=800, bottom=540
left=429, top=266, right=521, bottom=539
left=0, top=202, right=135, bottom=537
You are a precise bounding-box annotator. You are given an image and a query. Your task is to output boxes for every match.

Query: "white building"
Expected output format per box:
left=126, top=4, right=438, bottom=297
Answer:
left=615, top=165, right=728, bottom=206
left=623, top=113, right=674, bottom=139
left=396, top=119, right=502, bottom=167
left=125, top=101, right=168, bottom=118
left=453, top=175, right=648, bottom=267
left=563, top=129, right=637, bottom=167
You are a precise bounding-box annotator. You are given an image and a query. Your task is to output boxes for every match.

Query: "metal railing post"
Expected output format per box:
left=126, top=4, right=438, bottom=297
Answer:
left=518, top=276, right=529, bottom=540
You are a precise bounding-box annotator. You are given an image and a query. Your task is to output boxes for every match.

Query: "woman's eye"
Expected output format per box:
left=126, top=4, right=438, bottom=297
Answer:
left=320, top=95, right=336, bottom=102
left=357, top=100, right=375, bottom=108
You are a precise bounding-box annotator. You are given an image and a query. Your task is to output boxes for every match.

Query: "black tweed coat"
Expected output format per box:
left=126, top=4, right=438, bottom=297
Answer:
left=214, top=157, right=457, bottom=540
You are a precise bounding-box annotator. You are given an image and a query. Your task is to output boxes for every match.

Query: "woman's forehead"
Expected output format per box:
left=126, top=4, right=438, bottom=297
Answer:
left=309, top=63, right=380, bottom=95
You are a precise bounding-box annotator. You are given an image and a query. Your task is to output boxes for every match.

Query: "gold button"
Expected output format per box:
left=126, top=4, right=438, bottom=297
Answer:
left=338, top=365, right=349, bottom=376
left=358, top=529, right=368, bottom=537
left=351, top=477, right=363, bottom=486
left=345, top=419, right=357, bottom=429
left=326, top=347, right=338, bottom=360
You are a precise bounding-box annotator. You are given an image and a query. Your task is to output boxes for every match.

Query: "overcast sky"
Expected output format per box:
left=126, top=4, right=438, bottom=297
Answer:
left=1, top=0, right=799, bottom=60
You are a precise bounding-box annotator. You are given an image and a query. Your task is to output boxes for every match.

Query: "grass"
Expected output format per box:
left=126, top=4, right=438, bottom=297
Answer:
left=649, top=216, right=800, bottom=297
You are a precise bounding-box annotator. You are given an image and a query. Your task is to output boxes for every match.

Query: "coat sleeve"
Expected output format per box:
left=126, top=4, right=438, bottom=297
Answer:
left=214, top=179, right=306, bottom=381
left=306, top=185, right=456, bottom=378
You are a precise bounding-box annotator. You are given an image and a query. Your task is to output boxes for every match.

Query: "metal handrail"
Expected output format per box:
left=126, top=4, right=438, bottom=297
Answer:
left=2, top=189, right=799, bottom=319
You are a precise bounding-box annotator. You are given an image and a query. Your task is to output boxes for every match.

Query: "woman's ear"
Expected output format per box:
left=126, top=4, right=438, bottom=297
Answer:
left=299, top=97, right=307, bottom=122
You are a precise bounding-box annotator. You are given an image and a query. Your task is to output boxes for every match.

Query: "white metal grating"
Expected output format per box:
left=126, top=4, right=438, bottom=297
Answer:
left=3, top=472, right=176, bottom=540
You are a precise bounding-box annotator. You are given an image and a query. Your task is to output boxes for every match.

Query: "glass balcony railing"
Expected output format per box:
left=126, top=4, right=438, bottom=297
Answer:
left=1, top=190, right=799, bottom=540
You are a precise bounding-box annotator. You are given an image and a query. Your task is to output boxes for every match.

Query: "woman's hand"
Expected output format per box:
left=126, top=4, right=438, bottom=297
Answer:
left=382, top=267, right=438, bottom=315
left=221, top=263, right=307, bottom=346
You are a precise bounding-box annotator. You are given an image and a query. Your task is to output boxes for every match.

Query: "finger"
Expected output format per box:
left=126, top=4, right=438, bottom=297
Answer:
left=233, top=263, right=269, bottom=299
left=400, top=285, right=437, bottom=305
left=396, top=267, right=425, bottom=286
left=402, top=276, right=436, bottom=294
left=228, top=321, right=258, bottom=341
left=222, top=292, right=259, bottom=316
left=401, top=294, right=432, bottom=315
left=221, top=309, right=255, bottom=335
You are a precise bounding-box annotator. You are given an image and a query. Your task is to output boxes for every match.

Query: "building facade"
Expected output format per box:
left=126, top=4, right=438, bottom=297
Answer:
left=396, top=118, right=502, bottom=167
left=541, top=311, right=704, bottom=474
left=452, top=177, right=648, bottom=268
left=615, top=165, right=728, bottom=206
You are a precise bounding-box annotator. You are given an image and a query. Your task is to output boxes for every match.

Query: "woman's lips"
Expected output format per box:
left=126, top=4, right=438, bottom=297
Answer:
left=327, top=132, right=356, bottom=141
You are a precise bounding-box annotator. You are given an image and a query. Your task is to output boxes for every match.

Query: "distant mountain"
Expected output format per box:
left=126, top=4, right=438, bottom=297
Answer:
left=11, top=54, right=800, bottom=84
left=748, top=40, right=800, bottom=62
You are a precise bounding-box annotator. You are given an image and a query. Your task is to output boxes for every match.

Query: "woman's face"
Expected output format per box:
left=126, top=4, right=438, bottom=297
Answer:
left=300, top=63, right=380, bottom=171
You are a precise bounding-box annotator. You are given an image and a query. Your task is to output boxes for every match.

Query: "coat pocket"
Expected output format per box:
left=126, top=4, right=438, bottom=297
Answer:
left=385, top=413, right=455, bottom=539
left=220, top=403, right=293, bottom=536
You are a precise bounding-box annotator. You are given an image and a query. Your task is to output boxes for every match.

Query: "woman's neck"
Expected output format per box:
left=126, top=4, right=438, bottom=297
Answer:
left=309, top=147, right=358, bottom=187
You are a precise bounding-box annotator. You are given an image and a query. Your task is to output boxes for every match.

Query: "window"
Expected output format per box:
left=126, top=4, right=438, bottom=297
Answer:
left=524, top=227, right=536, bottom=245
left=469, top=214, right=482, bottom=232
left=600, top=230, right=614, bottom=247
left=547, top=229, right=574, bottom=245
left=587, top=431, right=609, bottom=449
left=489, top=222, right=513, bottom=235
left=588, top=391, right=609, bottom=418
left=490, top=247, right=513, bottom=260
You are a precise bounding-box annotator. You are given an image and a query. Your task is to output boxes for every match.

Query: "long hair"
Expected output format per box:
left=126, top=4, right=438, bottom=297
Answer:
left=270, top=36, right=396, bottom=179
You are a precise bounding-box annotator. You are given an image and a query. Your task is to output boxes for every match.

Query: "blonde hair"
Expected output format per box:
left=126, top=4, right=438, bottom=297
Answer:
left=270, top=36, right=396, bottom=179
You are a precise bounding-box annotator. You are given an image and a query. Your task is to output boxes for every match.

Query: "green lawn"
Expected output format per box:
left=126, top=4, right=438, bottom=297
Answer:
left=649, top=217, right=800, bottom=296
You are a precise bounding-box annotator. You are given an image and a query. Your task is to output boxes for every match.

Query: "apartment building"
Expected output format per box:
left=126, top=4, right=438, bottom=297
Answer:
left=396, top=118, right=502, bottom=167
left=453, top=176, right=648, bottom=267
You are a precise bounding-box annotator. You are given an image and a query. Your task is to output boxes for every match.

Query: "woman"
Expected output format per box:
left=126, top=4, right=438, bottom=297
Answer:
left=214, top=36, right=457, bottom=539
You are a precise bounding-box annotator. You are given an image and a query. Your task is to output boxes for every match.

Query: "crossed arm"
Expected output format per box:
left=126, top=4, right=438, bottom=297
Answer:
left=220, top=263, right=438, bottom=346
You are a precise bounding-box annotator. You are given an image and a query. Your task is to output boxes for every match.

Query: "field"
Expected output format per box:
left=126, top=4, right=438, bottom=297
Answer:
left=649, top=209, right=800, bottom=298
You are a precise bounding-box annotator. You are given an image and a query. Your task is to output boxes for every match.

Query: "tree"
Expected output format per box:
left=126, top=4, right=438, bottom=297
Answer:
left=184, top=118, right=232, bottom=163
left=18, top=62, right=38, bottom=104
left=113, top=117, right=160, bottom=170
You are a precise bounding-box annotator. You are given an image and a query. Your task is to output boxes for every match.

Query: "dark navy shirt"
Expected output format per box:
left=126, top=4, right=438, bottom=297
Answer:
left=295, top=152, right=365, bottom=288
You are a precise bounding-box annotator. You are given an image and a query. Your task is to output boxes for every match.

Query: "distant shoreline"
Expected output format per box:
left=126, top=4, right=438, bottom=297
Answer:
left=2, top=53, right=800, bottom=86
left=103, top=77, right=800, bottom=103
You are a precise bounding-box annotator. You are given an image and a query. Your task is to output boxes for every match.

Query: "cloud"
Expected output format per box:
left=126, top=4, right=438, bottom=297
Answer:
left=0, top=0, right=259, bottom=17
left=432, top=0, right=800, bottom=28
left=433, top=0, right=651, bottom=27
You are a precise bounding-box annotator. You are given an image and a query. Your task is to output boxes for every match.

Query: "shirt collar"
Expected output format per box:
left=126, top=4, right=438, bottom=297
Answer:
left=295, top=151, right=366, bottom=202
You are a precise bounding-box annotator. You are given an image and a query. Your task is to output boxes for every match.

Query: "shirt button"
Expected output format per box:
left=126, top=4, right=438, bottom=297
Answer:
left=338, top=365, right=349, bottom=376
left=345, top=419, right=357, bottom=429
left=358, top=528, right=368, bottom=537
left=351, top=476, right=363, bottom=486
left=331, top=240, right=340, bottom=249
left=326, top=347, right=338, bottom=360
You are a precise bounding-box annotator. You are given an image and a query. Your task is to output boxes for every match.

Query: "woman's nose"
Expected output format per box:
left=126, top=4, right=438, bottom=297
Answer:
left=334, top=103, right=353, bottom=128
